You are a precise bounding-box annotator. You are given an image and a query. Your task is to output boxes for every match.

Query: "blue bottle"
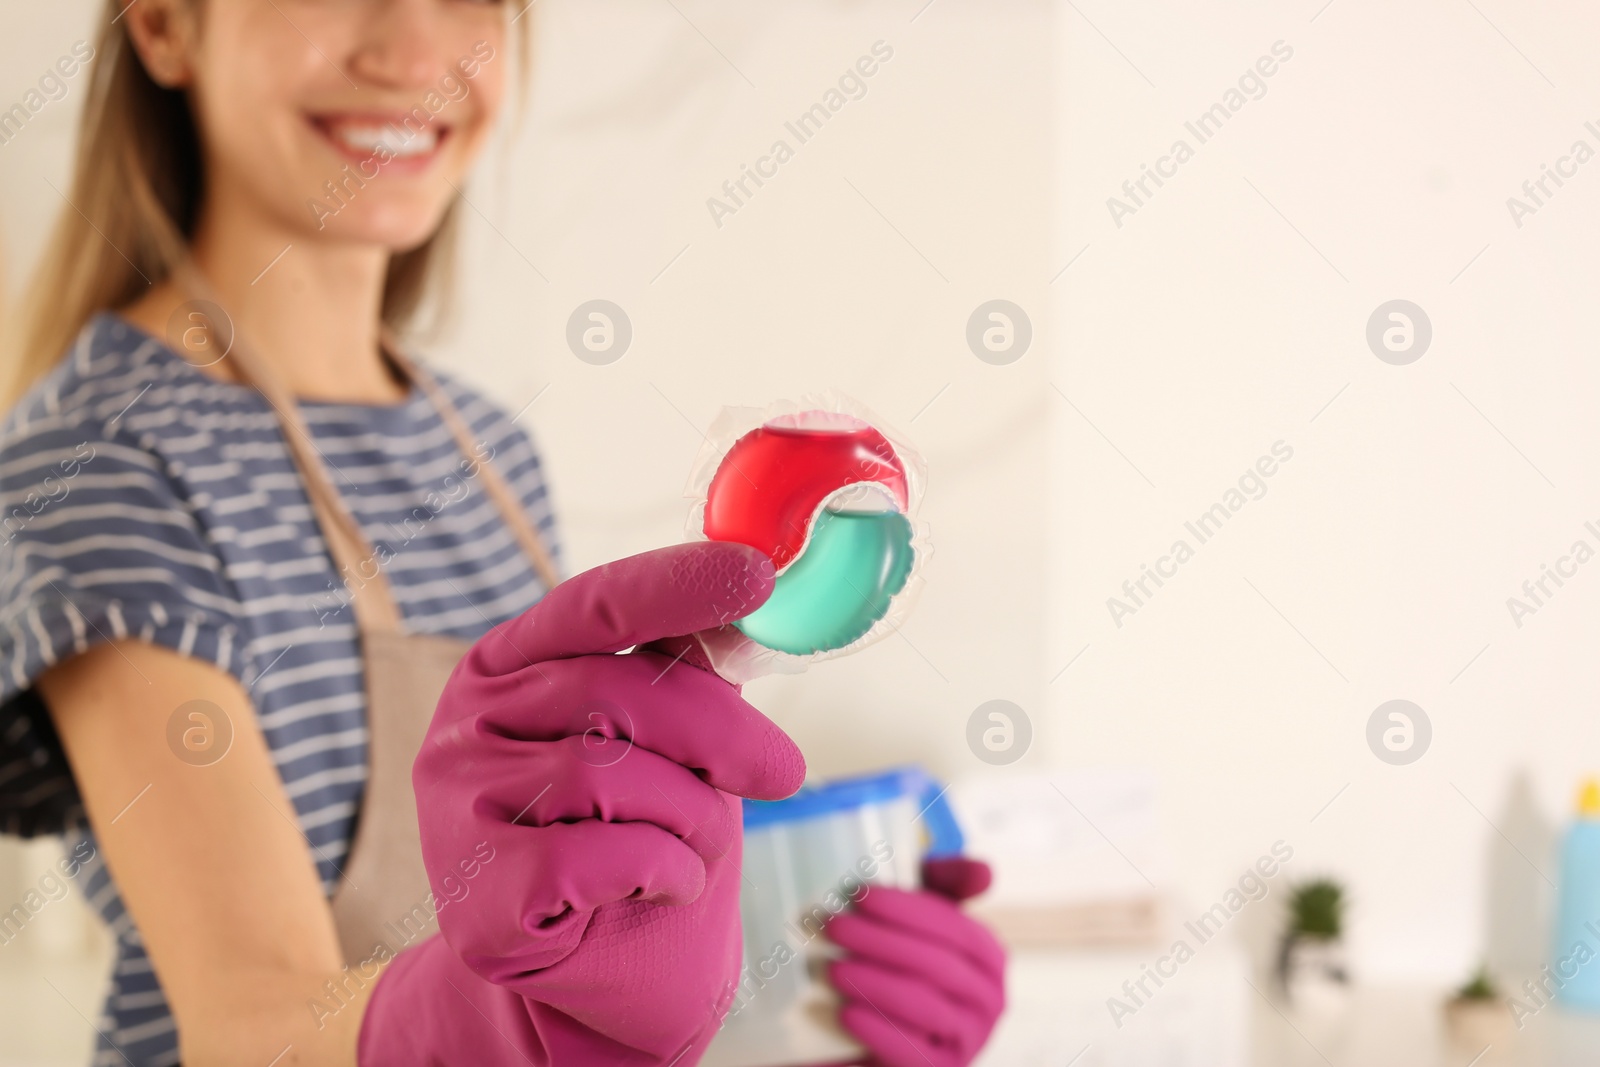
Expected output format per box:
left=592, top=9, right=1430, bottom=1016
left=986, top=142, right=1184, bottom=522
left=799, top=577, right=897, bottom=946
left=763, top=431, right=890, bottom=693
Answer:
left=1553, top=780, right=1600, bottom=1009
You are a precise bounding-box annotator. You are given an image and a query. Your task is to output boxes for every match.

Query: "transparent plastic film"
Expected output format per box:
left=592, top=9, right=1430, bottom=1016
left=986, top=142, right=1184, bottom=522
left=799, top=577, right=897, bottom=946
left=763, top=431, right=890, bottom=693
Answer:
left=685, top=393, right=930, bottom=684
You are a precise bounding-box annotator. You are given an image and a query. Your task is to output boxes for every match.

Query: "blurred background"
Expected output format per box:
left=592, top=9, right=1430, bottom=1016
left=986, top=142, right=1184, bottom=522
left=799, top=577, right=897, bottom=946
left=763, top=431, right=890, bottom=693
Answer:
left=4, top=0, right=1600, bottom=1064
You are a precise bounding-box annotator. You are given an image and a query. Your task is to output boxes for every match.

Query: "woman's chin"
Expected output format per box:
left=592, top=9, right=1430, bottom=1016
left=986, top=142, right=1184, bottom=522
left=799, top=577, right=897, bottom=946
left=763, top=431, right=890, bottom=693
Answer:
left=304, top=202, right=455, bottom=255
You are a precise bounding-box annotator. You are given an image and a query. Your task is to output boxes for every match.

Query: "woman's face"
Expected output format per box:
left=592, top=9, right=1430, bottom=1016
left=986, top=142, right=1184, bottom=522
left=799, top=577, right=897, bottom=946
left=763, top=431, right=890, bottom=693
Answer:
left=145, top=0, right=510, bottom=251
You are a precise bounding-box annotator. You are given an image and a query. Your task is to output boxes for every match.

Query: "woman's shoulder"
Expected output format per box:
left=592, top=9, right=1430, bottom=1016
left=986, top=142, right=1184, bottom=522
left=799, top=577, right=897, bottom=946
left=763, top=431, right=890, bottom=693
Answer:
left=6, top=313, right=203, bottom=454
left=2, top=315, right=165, bottom=478
left=0, top=313, right=263, bottom=547
left=3, top=313, right=269, bottom=477
left=423, top=362, right=520, bottom=428
left=0, top=315, right=245, bottom=695
left=422, top=363, right=547, bottom=465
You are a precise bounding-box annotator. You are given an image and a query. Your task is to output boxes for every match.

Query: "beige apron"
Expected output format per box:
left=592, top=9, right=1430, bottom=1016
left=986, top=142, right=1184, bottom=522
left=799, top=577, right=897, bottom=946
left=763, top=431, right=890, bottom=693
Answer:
left=174, top=269, right=559, bottom=964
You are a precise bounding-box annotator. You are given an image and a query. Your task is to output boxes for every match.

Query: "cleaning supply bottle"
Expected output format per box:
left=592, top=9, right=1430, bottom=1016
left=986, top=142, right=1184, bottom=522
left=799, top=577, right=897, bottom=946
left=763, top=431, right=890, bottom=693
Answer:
left=1553, top=779, right=1600, bottom=1009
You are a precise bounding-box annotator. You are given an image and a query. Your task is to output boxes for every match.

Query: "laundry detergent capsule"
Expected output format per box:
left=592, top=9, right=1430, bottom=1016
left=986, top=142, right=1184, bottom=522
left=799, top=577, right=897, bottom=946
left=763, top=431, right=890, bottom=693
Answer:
left=689, top=404, right=927, bottom=679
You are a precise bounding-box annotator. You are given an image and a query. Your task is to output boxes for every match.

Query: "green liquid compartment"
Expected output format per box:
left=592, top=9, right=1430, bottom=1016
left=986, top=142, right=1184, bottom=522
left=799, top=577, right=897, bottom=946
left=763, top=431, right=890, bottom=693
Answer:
left=734, top=510, right=915, bottom=656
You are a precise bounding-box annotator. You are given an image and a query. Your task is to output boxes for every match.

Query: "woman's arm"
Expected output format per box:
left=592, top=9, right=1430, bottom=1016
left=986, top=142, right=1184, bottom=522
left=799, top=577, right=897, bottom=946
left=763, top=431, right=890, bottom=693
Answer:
left=38, top=639, right=371, bottom=1066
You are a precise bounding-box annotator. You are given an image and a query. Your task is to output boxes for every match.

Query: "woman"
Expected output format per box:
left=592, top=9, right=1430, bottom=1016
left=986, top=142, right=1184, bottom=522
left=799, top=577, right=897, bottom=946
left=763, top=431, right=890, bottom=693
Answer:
left=0, top=2, right=1005, bottom=1064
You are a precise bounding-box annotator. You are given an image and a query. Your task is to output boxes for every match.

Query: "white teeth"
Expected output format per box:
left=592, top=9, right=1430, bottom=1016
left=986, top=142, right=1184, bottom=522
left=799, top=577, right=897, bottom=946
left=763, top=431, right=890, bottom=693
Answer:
left=324, top=122, right=439, bottom=158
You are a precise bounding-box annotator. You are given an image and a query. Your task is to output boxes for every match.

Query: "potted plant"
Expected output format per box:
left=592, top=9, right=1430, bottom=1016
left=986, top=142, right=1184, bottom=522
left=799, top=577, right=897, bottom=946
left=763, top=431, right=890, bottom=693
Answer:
left=1444, top=965, right=1513, bottom=1049
left=1277, top=879, right=1350, bottom=1024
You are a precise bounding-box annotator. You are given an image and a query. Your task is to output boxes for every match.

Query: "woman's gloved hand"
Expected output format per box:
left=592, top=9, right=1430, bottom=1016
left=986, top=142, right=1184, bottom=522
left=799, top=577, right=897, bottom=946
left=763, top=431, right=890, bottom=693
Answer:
left=360, top=542, right=806, bottom=1066
left=825, top=857, right=1007, bottom=1067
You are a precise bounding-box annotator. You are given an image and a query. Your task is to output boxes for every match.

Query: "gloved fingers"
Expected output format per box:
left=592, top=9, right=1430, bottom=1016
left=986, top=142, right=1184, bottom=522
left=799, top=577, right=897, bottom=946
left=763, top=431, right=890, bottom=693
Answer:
left=836, top=1001, right=962, bottom=1067
left=635, top=632, right=720, bottom=674
left=824, top=910, right=1005, bottom=1020
left=359, top=936, right=553, bottom=1064
left=433, top=819, right=708, bottom=975
left=828, top=957, right=990, bottom=1055
left=920, top=857, right=992, bottom=902
left=464, top=541, right=774, bottom=675
left=468, top=736, right=739, bottom=861
left=850, top=887, right=1007, bottom=984
left=463, top=652, right=805, bottom=800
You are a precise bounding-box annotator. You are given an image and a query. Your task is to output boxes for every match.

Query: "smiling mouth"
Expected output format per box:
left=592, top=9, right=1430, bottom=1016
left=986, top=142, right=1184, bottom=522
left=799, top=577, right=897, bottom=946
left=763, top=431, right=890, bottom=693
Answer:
left=309, top=113, right=452, bottom=169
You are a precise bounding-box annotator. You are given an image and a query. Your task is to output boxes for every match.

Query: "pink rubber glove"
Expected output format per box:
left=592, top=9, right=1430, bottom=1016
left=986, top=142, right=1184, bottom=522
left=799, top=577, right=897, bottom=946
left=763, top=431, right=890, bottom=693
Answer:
left=359, top=542, right=806, bottom=1065
left=825, top=858, right=1007, bottom=1067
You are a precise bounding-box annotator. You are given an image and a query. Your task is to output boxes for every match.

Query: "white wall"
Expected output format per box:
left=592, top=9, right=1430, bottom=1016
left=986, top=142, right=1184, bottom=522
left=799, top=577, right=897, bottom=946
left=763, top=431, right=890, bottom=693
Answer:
left=1054, top=0, right=1600, bottom=982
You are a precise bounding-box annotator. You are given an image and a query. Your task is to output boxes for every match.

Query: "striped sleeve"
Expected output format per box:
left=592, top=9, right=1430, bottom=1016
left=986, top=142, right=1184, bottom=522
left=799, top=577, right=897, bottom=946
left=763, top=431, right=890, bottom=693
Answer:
left=0, top=414, right=245, bottom=835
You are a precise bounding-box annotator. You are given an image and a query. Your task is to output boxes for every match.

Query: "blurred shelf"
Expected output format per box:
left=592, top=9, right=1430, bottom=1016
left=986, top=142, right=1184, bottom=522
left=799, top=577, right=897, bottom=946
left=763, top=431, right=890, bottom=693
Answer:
left=1251, top=982, right=1600, bottom=1067
left=976, top=945, right=1249, bottom=1067
left=980, top=949, right=1600, bottom=1067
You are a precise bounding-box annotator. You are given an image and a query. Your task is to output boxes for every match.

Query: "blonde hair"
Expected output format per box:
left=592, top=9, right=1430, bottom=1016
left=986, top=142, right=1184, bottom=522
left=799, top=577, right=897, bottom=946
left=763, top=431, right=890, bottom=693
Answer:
left=5, top=1, right=524, bottom=407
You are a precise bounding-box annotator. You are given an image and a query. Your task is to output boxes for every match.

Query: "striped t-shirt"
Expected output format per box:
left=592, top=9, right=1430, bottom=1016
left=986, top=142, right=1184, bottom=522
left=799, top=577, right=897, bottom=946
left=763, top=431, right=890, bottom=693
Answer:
left=0, top=313, right=561, bottom=1065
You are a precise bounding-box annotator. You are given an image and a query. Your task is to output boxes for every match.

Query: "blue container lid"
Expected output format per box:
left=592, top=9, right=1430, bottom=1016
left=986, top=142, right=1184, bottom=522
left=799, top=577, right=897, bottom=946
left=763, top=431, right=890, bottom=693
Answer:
left=742, top=765, right=965, bottom=858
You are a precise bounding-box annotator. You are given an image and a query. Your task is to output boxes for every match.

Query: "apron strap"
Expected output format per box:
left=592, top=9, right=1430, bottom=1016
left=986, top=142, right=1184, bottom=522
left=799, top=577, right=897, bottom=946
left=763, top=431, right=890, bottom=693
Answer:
left=380, top=334, right=561, bottom=593
left=170, top=261, right=559, bottom=637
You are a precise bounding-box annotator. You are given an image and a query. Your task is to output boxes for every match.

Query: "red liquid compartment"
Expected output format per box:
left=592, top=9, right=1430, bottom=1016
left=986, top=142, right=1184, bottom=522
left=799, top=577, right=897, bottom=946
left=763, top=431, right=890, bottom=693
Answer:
left=703, top=420, right=909, bottom=570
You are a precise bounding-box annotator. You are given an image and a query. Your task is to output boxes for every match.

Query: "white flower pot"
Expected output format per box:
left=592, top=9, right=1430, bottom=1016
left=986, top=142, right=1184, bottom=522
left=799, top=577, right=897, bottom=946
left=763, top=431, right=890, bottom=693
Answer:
left=1282, top=936, right=1351, bottom=1040
left=1444, top=997, right=1513, bottom=1050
